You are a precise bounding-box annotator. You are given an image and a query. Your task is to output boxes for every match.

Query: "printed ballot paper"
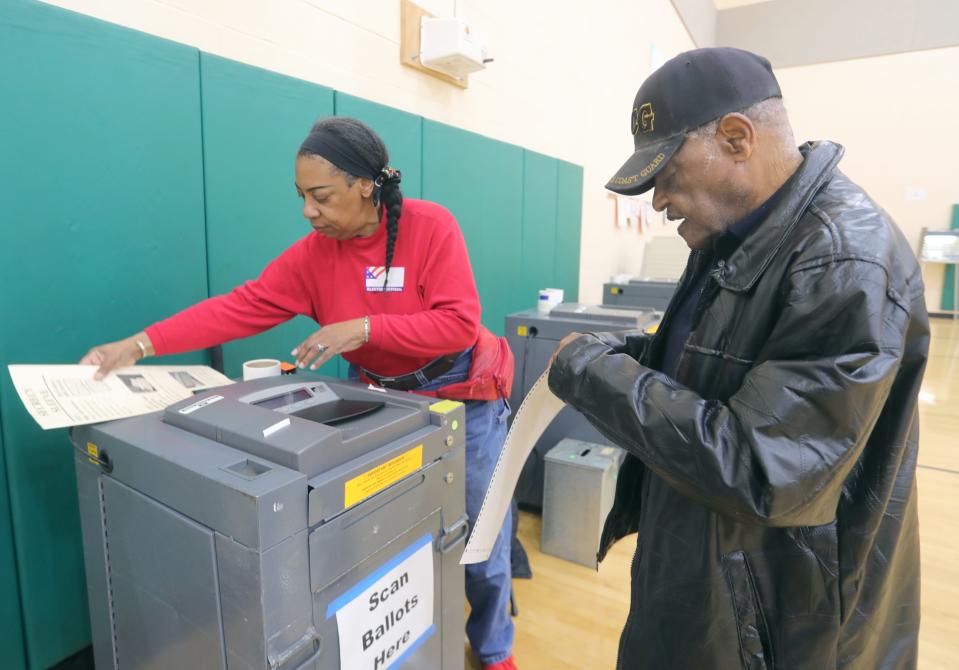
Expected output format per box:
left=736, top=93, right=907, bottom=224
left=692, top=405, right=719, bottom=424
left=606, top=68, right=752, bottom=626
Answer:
left=460, top=370, right=565, bottom=565
left=7, top=364, right=233, bottom=430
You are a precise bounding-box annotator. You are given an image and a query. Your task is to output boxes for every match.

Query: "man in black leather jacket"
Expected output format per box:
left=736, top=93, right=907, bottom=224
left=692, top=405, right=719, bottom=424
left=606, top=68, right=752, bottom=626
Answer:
left=548, top=48, right=927, bottom=669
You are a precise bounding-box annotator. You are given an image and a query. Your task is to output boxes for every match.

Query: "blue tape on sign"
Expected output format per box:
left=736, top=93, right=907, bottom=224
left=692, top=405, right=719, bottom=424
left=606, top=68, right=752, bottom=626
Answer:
left=390, top=623, right=435, bottom=668
left=326, top=533, right=433, bottom=619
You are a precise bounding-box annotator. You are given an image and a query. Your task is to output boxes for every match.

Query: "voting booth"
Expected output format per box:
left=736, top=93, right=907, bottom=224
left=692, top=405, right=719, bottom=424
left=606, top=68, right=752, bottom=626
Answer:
left=70, top=375, right=467, bottom=670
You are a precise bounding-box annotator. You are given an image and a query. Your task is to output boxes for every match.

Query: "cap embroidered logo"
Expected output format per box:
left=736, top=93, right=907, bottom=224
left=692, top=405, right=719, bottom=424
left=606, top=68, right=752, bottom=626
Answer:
left=639, top=103, right=655, bottom=133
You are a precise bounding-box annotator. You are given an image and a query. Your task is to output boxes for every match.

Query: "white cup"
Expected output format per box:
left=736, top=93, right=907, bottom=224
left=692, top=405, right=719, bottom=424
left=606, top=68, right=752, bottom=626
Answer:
left=537, top=288, right=565, bottom=313
left=242, top=358, right=281, bottom=381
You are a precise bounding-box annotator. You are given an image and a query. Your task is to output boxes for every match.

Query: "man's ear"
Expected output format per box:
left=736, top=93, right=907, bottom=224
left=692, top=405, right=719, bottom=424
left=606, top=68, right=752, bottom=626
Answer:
left=717, top=113, right=756, bottom=161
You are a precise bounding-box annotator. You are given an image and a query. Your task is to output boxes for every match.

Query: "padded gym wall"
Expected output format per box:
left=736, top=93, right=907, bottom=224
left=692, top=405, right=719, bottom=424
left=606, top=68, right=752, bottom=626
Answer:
left=520, top=151, right=560, bottom=311
left=199, top=53, right=340, bottom=379
left=0, top=406, right=26, bottom=669
left=422, top=120, right=526, bottom=335
left=0, top=1, right=210, bottom=667
left=422, top=124, right=584, bottom=335
left=555, top=161, right=584, bottom=303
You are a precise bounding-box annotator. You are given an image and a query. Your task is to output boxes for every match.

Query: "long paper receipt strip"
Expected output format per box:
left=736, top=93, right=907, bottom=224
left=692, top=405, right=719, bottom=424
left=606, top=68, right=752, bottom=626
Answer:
left=460, top=371, right=565, bottom=564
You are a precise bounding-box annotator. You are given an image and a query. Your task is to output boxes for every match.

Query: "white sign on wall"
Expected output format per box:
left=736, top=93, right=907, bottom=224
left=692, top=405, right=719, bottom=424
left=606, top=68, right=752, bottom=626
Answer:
left=327, top=534, right=435, bottom=670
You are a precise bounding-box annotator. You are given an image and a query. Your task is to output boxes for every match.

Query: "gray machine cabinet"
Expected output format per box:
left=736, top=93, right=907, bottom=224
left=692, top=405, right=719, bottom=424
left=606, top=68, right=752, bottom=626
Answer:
left=602, top=278, right=678, bottom=310
left=72, top=375, right=468, bottom=670
left=541, top=439, right=625, bottom=568
left=505, top=304, right=660, bottom=509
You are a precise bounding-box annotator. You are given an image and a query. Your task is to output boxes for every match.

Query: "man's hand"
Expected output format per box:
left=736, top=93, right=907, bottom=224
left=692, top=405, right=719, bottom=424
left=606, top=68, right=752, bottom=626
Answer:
left=292, top=318, right=367, bottom=370
left=548, top=331, right=585, bottom=369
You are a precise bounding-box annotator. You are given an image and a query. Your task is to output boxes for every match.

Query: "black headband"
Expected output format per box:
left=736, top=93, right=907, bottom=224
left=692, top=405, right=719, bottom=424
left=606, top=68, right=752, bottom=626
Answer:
left=299, top=130, right=381, bottom=181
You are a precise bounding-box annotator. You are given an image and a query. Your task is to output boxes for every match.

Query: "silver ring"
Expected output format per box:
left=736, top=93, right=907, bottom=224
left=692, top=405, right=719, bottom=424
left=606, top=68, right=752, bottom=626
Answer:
left=315, top=343, right=327, bottom=354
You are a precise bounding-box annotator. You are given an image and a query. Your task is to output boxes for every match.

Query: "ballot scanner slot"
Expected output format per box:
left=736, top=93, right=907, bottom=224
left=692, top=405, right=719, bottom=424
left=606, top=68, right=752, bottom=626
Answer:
left=248, top=383, right=386, bottom=426
left=291, top=399, right=385, bottom=426
left=253, top=388, right=312, bottom=410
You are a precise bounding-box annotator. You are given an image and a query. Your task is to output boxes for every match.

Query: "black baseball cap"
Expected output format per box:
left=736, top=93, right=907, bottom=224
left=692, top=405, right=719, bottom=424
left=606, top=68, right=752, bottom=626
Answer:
left=606, top=47, right=782, bottom=196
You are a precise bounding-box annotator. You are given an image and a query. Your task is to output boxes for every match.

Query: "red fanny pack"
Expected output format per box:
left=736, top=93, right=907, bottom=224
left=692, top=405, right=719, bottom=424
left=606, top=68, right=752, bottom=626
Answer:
left=417, top=326, right=514, bottom=401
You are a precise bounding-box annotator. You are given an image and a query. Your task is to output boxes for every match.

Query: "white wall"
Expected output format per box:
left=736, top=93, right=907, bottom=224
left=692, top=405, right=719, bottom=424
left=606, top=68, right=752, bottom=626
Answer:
left=713, top=0, right=765, bottom=7
left=39, top=0, right=695, bottom=305
left=775, top=46, right=959, bottom=312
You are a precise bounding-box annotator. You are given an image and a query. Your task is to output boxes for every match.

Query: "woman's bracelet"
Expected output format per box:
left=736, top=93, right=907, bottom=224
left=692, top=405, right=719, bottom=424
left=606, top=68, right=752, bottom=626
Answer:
left=363, top=316, right=370, bottom=344
left=134, top=339, right=148, bottom=360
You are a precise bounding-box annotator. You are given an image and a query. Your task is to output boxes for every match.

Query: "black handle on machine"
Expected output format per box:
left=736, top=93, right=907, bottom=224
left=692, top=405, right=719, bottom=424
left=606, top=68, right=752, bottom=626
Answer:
left=269, top=628, right=322, bottom=670
left=437, top=515, right=470, bottom=555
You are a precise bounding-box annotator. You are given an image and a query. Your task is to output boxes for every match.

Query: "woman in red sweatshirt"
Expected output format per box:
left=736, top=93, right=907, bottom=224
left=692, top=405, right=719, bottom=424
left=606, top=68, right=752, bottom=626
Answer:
left=80, top=116, right=518, bottom=670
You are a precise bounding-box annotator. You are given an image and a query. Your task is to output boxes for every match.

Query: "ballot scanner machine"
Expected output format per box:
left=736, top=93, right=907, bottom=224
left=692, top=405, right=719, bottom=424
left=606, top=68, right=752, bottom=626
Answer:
left=602, top=278, right=677, bottom=310
left=505, top=303, right=660, bottom=509
left=601, top=235, right=686, bottom=311
left=71, top=376, right=468, bottom=670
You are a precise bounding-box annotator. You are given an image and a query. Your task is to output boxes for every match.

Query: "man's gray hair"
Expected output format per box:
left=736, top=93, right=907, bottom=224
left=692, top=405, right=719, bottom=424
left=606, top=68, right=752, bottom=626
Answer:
left=686, top=97, right=796, bottom=156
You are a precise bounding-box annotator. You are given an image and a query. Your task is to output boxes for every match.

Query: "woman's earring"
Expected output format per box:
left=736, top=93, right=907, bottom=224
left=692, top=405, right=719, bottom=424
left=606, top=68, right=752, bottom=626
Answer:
left=372, top=192, right=380, bottom=208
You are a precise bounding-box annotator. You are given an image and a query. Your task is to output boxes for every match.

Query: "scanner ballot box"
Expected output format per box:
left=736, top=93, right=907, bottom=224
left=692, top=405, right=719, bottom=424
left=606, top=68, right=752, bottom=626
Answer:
left=71, top=375, right=467, bottom=670
left=541, top=438, right=625, bottom=569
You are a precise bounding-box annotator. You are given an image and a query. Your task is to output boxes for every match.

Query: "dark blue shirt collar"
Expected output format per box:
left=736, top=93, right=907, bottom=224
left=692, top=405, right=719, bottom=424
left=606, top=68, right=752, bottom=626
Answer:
left=714, top=181, right=788, bottom=258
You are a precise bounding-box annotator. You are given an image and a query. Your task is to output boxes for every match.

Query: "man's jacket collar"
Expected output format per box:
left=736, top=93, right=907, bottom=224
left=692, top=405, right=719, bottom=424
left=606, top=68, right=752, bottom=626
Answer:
left=716, top=140, right=844, bottom=293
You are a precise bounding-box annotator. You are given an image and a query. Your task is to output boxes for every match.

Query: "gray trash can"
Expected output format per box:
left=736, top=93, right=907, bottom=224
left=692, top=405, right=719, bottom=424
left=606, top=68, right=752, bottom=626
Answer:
left=71, top=375, right=467, bottom=670
left=541, top=438, right=625, bottom=568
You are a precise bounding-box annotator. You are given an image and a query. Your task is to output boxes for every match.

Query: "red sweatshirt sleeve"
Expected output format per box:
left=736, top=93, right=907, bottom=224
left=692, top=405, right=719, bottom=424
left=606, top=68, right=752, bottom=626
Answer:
left=146, top=241, right=313, bottom=356
left=367, top=211, right=480, bottom=357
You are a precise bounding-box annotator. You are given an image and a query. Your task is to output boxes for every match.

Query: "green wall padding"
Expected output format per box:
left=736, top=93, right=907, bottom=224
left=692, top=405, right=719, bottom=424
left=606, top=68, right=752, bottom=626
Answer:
left=0, top=401, right=26, bottom=670
left=199, top=53, right=341, bottom=378
left=0, top=3, right=210, bottom=667
left=334, top=92, right=423, bottom=199
left=422, top=121, right=525, bottom=336
left=555, top=160, right=584, bottom=302
left=940, top=204, right=959, bottom=311
left=520, top=151, right=559, bottom=306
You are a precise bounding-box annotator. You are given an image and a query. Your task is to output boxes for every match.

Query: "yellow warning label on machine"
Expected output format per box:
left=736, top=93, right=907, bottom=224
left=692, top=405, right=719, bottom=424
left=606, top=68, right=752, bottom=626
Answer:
left=86, top=442, right=99, bottom=465
left=344, top=445, right=423, bottom=508
left=429, top=400, right=462, bottom=415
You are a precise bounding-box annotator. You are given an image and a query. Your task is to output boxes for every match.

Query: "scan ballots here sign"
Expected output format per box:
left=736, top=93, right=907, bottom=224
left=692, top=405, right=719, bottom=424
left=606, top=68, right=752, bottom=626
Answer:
left=327, top=534, right=434, bottom=670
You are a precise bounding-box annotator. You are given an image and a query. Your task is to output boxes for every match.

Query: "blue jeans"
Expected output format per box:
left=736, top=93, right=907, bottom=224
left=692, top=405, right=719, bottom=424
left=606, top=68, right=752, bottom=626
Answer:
left=351, top=350, right=514, bottom=664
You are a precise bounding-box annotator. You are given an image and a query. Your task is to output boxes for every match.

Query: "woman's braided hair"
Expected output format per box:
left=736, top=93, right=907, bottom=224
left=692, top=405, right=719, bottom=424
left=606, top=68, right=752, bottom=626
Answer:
left=299, top=117, right=403, bottom=286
